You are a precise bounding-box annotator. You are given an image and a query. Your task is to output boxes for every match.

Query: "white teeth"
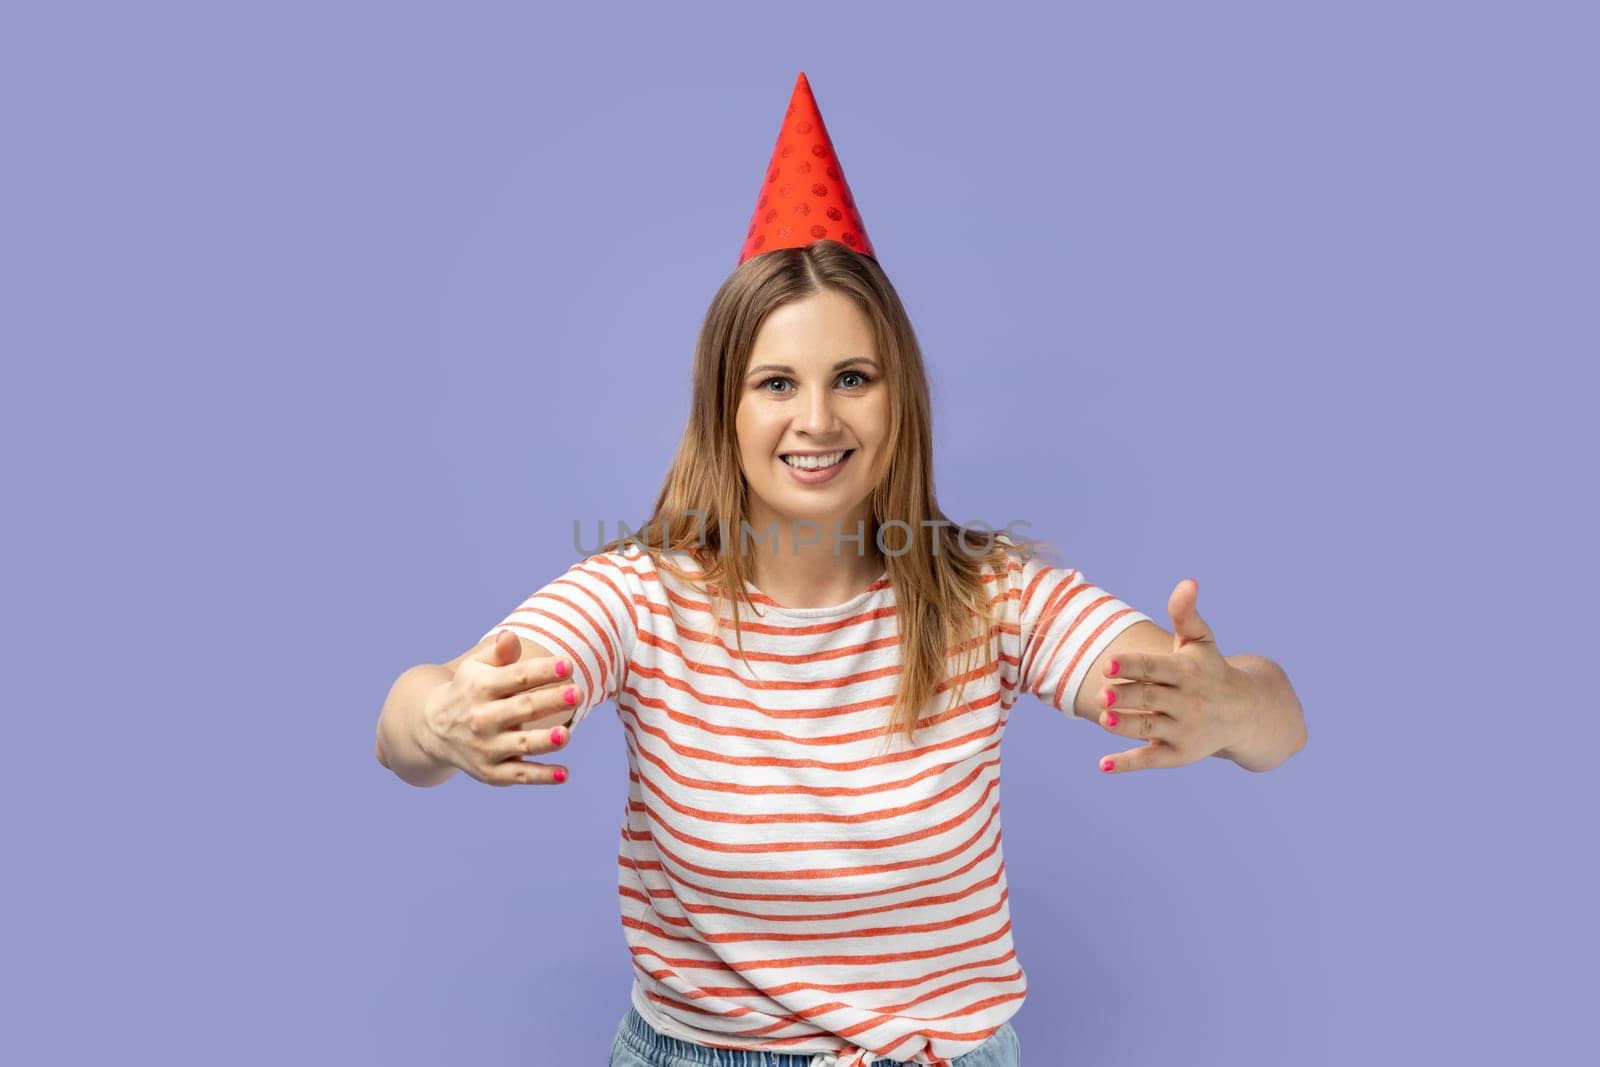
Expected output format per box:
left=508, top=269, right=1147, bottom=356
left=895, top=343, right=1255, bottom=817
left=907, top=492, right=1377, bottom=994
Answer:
left=782, top=450, right=848, bottom=470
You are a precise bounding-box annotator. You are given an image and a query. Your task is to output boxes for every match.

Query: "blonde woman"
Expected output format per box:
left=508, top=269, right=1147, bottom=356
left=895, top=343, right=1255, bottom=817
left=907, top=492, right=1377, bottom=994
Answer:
left=375, top=77, right=1305, bottom=1067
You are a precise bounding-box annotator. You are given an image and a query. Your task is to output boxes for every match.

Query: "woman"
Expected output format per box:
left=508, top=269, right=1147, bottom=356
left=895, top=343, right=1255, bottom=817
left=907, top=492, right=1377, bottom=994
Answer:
left=375, top=73, right=1306, bottom=1067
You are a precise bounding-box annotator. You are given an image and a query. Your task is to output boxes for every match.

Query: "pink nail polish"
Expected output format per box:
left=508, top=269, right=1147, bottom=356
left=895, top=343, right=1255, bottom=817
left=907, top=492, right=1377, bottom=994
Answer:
left=553, top=768, right=567, bottom=783
left=1104, top=688, right=1117, bottom=708
left=1102, top=759, right=1116, bottom=773
left=555, top=660, right=569, bottom=677
left=551, top=727, right=564, bottom=745
left=563, top=686, right=577, bottom=705
left=1106, top=712, right=1119, bottom=728
left=1108, top=659, right=1120, bottom=677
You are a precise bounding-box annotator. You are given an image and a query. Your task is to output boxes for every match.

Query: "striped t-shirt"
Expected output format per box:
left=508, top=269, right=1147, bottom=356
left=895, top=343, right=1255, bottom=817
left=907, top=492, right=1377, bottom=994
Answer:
left=480, top=539, right=1151, bottom=1067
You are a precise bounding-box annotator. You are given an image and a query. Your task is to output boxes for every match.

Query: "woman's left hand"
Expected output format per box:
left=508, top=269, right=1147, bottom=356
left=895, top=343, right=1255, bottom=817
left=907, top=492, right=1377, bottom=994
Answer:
left=1095, top=579, right=1259, bottom=773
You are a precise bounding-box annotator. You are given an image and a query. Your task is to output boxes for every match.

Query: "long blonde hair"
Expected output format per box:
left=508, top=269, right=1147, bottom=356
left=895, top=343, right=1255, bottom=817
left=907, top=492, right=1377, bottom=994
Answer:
left=599, top=241, right=1029, bottom=748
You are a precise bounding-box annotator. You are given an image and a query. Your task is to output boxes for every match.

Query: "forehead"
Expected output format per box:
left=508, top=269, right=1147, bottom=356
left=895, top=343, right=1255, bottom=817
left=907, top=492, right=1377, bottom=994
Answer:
left=748, top=290, right=876, bottom=365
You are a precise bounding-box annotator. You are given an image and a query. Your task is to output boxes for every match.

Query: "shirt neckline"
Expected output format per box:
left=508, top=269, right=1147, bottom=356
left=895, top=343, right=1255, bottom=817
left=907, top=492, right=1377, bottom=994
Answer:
left=741, top=568, right=892, bottom=618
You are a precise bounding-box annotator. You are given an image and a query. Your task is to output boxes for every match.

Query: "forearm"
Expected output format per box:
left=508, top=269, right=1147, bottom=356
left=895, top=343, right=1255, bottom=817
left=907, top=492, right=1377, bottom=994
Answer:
left=376, top=663, right=459, bottom=788
left=1218, top=654, right=1306, bottom=772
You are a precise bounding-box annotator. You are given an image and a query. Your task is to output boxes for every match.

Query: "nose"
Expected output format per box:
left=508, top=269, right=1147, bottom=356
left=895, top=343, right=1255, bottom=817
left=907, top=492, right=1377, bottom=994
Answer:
left=796, top=385, right=842, bottom=436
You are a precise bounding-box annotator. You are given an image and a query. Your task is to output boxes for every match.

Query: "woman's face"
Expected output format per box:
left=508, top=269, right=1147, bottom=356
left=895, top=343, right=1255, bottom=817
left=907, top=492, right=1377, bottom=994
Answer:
left=735, top=288, right=889, bottom=543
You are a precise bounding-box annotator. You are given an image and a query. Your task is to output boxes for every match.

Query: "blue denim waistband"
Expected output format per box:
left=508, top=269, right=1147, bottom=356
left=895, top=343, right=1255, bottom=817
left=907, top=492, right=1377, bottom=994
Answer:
left=617, top=1004, right=934, bottom=1062
left=614, top=1003, right=920, bottom=1066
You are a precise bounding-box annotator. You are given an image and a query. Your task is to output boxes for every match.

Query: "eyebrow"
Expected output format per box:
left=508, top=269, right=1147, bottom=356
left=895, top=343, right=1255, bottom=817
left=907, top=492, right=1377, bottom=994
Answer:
left=746, top=356, right=879, bottom=377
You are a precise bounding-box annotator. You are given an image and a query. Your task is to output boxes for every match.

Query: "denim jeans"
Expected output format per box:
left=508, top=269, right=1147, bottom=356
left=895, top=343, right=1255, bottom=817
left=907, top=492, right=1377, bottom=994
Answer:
left=608, top=1004, right=1022, bottom=1066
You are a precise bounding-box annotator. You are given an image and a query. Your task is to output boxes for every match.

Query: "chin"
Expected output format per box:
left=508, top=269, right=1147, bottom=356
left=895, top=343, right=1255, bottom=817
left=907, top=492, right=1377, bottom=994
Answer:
left=784, top=489, right=871, bottom=521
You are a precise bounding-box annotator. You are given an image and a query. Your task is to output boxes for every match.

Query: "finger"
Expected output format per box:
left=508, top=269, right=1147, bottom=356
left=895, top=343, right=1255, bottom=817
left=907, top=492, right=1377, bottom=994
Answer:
left=1097, top=709, right=1174, bottom=744
left=1104, top=649, right=1185, bottom=686
left=487, top=756, right=569, bottom=787
left=487, top=722, right=569, bottom=763
left=1099, top=678, right=1179, bottom=716
left=478, top=650, right=575, bottom=700
left=488, top=682, right=583, bottom=733
left=1099, top=739, right=1186, bottom=774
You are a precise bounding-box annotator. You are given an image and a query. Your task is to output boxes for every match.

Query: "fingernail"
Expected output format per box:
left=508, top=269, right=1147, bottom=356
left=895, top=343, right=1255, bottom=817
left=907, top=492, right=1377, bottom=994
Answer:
left=563, top=686, right=577, bottom=705
left=1108, top=659, right=1120, bottom=677
left=555, top=660, right=569, bottom=677
left=553, top=768, right=567, bottom=783
left=551, top=727, right=565, bottom=745
left=1104, top=688, right=1117, bottom=708
left=1102, top=759, right=1116, bottom=773
left=1106, top=712, right=1119, bottom=728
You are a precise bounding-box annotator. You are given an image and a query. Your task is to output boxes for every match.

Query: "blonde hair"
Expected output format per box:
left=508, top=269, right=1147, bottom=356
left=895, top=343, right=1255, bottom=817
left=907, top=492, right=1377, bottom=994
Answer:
left=598, top=241, right=1032, bottom=748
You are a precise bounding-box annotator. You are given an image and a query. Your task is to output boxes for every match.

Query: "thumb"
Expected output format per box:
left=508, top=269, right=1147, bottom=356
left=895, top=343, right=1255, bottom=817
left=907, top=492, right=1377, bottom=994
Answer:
left=1167, top=578, right=1214, bottom=649
left=479, top=629, right=521, bottom=666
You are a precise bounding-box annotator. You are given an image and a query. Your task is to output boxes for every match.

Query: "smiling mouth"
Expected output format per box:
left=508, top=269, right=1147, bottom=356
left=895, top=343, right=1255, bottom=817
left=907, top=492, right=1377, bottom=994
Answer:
left=780, top=449, right=854, bottom=470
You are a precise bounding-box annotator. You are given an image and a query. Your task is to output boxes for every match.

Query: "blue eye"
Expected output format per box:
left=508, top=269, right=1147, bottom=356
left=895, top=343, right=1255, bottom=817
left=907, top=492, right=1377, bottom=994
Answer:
left=758, top=371, right=873, bottom=394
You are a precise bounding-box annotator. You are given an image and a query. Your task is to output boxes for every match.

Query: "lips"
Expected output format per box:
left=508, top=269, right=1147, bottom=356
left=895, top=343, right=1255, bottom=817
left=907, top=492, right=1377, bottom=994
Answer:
left=779, top=448, right=854, bottom=484
left=781, top=449, right=852, bottom=470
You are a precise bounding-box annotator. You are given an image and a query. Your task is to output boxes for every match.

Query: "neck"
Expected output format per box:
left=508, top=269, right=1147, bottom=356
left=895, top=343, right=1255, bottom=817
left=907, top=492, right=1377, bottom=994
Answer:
left=738, top=506, right=885, bottom=609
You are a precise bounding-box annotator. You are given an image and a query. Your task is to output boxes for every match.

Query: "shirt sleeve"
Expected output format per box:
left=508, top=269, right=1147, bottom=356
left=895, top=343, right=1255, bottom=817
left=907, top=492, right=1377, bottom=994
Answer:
left=477, top=549, right=640, bottom=731
left=1015, top=549, right=1153, bottom=720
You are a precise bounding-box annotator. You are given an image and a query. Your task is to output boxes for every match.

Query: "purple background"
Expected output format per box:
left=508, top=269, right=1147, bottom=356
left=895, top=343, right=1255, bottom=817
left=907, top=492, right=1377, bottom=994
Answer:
left=7, top=2, right=1595, bottom=1064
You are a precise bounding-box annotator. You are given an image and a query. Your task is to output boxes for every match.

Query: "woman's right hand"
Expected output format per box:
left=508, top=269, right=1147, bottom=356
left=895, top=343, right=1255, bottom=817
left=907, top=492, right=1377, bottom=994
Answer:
left=416, top=630, right=580, bottom=787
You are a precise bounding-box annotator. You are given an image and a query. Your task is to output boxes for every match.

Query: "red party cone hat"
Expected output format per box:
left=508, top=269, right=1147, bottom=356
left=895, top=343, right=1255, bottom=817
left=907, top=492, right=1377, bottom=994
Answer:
left=737, top=72, right=877, bottom=267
